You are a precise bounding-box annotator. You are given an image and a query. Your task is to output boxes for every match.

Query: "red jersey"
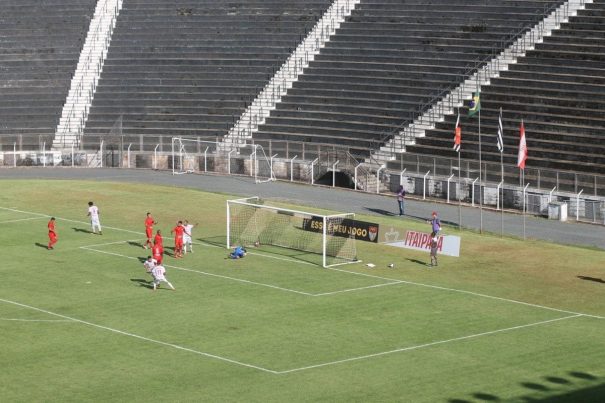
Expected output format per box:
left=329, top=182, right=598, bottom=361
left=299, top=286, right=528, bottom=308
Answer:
left=172, top=225, right=184, bottom=239
left=145, top=216, right=155, bottom=229
left=48, top=220, right=56, bottom=233
left=154, top=233, right=163, bottom=246
left=152, top=244, right=163, bottom=263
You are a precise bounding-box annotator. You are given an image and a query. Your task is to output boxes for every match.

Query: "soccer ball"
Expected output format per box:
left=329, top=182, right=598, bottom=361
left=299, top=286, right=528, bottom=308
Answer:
left=388, top=263, right=394, bottom=268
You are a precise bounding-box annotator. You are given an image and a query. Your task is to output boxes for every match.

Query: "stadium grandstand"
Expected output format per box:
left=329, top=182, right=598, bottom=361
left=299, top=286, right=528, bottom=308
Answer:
left=0, top=0, right=604, bottom=221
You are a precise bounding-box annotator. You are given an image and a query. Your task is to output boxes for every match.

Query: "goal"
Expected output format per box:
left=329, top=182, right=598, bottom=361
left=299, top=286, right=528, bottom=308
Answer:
left=171, top=137, right=275, bottom=183
left=227, top=197, right=359, bottom=268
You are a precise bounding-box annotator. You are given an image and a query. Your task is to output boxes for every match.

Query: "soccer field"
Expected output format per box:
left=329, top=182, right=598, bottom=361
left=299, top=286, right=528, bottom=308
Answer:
left=1, top=179, right=603, bottom=402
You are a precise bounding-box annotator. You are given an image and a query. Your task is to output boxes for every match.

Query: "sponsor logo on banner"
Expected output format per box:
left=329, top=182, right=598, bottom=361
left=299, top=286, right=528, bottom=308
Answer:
left=380, top=227, right=461, bottom=257
left=302, top=217, right=380, bottom=243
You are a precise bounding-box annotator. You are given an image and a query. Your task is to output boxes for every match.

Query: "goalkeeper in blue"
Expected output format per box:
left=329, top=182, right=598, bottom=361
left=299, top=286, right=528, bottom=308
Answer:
left=229, top=246, right=247, bottom=259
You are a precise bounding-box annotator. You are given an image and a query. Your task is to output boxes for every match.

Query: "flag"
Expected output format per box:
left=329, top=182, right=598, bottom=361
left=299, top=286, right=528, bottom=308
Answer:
left=453, top=111, right=461, bottom=152
left=468, top=92, right=481, bottom=117
left=517, top=120, right=527, bottom=169
left=497, top=107, right=504, bottom=153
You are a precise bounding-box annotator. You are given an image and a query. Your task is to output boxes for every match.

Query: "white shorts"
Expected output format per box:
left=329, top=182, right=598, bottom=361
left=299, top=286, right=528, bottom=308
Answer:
left=153, top=276, right=168, bottom=285
left=91, top=218, right=101, bottom=227
left=183, top=236, right=192, bottom=244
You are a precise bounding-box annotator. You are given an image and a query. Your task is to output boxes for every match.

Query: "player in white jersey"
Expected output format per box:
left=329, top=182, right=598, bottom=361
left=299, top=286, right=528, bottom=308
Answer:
left=151, top=264, right=175, bottom=291
left=182, top=220, right=198, bottom=254
left=143, top=256, right=157, bottom=277
left=87, top=201, right=102, bottom=235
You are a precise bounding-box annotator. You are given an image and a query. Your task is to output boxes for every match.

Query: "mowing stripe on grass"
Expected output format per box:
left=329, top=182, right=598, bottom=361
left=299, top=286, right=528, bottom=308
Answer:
left=0, top=318, right=74, bottom=322
left=6, top=206, right=604, bottom=319
left=275, top=314, right=583, bottom=374
left=0, top=298, right=278, bottom=374
left=326, top=266, right=605, bottom=320
left=0, top=216, right=46, bottom=224
left=80, top=246, right=315, bottom=296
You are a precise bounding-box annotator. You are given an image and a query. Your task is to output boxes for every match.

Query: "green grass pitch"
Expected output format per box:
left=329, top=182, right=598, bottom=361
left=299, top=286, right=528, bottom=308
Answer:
left=0, top=179, right=603, bottom=402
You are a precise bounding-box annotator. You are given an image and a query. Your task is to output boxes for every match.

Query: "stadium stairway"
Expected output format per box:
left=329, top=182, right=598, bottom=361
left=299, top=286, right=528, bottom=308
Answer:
left=403, top=0, right=605, bottom=176
left=82, top=0, right=332, bottom=152
left=250, top=0, right=564, bottom=161
left=0, top=0, right=97, bottom=151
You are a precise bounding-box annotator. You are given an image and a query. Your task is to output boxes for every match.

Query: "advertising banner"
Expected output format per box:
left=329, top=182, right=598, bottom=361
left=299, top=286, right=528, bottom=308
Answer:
left=302, top=217, right=379, bottom=243
left=380, top=227, right=461, bottom=257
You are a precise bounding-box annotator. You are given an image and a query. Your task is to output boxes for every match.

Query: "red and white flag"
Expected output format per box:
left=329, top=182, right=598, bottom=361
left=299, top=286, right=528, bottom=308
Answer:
left=453, top=111, right=461, bottom=152
left=517, top=120, right=527, bottom=169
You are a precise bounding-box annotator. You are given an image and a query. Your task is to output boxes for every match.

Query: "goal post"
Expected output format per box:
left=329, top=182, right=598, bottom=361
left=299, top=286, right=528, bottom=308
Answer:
left=171, top=137, right=275, bottom=182
left=226, top=197, right=359, bottom=268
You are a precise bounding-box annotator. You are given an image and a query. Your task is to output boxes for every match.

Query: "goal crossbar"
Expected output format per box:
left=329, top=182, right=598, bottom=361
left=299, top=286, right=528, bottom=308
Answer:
left=227, top=197, right=358, bottom=268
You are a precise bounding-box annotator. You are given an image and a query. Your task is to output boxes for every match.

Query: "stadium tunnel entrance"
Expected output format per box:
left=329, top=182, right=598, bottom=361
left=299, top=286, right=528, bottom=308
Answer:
left=315, top=171, right=355, bottom=189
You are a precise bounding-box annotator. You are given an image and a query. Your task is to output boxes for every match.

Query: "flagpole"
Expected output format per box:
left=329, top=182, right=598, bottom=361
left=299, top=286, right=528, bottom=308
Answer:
left=458, top=147, right=462, bottom=230
left=478, top=101, right=483, bottom=234
left=522, top=168, right=526, bottom=240
left=500, top=142, right=504, bottom=237
left=500, top=107, right=504, bottom=238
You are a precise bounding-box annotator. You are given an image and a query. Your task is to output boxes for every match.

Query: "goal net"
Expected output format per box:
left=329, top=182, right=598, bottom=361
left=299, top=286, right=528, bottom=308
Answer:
left=171, top=137, right=275, bottom=183
left=227, top=197, right=358, bottom=268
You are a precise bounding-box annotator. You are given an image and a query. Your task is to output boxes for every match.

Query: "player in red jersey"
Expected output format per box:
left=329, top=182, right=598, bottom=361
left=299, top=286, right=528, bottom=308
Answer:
left=171, top=221, right=185, bottom=258
left=144, top=212, right=157, bottom=249
left=152, top=242, right=163, bottom=265
left=47, top=217, right=58, bottom=250
left=154, top=229, right=163, bottom=247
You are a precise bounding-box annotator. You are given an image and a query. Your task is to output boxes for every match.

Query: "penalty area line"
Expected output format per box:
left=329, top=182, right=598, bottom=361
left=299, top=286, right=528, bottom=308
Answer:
left=0, top=216, right=47, bottom=224
left=276, top=314, right=583, bottom=374
left=80, top=246, right=314, bottom=296
left=0, top=298, right=277, bottom=374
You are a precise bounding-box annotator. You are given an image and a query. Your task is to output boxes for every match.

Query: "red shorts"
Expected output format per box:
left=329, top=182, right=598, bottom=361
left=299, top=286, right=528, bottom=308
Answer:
left=175, top=237, right=183, bottom=248
left=154, top=255, right=163, bottom=264
left=49, top=232, right=57, bottom=242
left=146, top=228, right=153, bottom=238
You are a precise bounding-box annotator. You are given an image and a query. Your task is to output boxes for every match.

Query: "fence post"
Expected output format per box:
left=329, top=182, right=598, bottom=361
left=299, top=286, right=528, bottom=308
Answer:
left=332, top=160, right=340, bottom=187
left=576, top=189, right=584, bottom=221
left=423, top=170, right=430, bottom=200
left=376, top=165, right=386, bottom=194
left=290, top=155, right=298, bottom=182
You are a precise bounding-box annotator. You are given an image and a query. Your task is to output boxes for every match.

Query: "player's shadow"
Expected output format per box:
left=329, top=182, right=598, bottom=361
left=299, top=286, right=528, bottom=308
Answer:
left=199, top=236, right=226, bottom=247
left=136, top=257, right=147, bottom=263
left=130, top=278, right=153, bottom=289
left=364, top=207, right=397, bottom=216
left=577, top=275, right=605, bottom=284
left=127, top=241, right=144, bottom=248
left=35, top=242, right=49, bottom=249
left=72, top=227, right=93, bottom=234
left=406, top=258, right=427, bottom=266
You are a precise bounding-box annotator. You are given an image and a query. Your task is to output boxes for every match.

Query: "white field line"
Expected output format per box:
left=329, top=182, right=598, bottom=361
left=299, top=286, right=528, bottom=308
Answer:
left=325, top=266, right=605, bottom=320
left=0, top=216, right=46, bottom=224
left=80, top=246, right=314, bottom=296
left=275, top=314, right=583, bottom=374
left=0, top=318, right=74, bottom=322
left=80, top=239, right=141, bottom=248
left=5, top=205, right=604, bottom=319
left=312, top=281, right=404, bottom=297
left=0, top=298, right=277, bottom=374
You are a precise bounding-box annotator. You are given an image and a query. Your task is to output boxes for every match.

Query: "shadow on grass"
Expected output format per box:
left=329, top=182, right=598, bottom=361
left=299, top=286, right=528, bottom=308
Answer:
left=35, top=242, right=49, bottom=249
left=406, top=258, right=428, bottom=266
left=448, top=371, right=604, bottom=403
left=200, top=236, right=321, bottom=267
left=130, top=278, right=152, bottom=289
left=127, top=241, right=144, bottom=248
left=72, top=227, right=93, bottom=234
left=577, top=275, right=604, bottom=284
